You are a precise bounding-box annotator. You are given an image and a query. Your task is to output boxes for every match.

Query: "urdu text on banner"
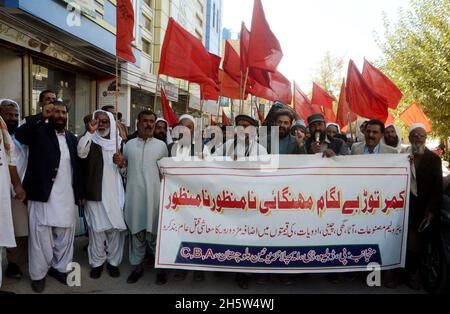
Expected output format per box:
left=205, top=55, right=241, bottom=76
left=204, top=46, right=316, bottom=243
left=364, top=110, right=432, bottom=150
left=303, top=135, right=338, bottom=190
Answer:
left=156, top=155, right=410, bottom=274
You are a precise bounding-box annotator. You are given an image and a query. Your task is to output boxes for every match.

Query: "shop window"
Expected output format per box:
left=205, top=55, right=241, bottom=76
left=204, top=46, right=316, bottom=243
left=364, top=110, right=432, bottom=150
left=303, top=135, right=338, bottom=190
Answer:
left=32, top=60, right=92, bottom=137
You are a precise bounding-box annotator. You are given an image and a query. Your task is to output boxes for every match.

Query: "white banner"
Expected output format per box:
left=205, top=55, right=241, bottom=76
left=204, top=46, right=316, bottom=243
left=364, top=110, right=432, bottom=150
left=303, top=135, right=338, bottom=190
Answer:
left=156, top=155, right=410, bottom=274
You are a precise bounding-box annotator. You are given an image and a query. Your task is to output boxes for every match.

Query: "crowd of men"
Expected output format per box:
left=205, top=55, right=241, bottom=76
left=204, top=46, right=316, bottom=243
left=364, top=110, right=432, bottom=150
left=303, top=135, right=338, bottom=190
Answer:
left=0, top=91, right=445, bottom=293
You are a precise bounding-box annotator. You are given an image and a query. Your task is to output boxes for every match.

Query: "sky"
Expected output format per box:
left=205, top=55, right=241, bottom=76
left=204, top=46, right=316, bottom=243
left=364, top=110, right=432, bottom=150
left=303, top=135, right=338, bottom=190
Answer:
left=222, top=0, right=411, bottom=91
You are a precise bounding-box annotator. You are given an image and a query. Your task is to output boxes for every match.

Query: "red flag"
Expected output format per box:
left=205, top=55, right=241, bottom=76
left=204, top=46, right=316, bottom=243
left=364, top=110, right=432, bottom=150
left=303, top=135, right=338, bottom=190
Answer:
left=200, top=53, right=221, bottom=100
left=220, top=70, right=248, bottom=100
left=240, top=22, right=250, bottom=74
left=222, top=110, right=231, bottom=126
left=248, top=0, right=283, bottom=72
left=223, top=41, right=241, bottom=83
left=201, top=84, right=220, bottom=101
left=346, top=60, right=389, bottom=122
left=362, top=59, right=403, bottom=110
left=161, top=88, right=178, bottom=127
left=400, top=102, right=432, bottom=132
left=240, top=23, right=271, bottom=90
left=116, top=0, right=136, bottom=63
left=311, top=83, right=336, bottom=111
left=160, top=18, right=218, bottom=88
left=336, top=80, right=357, bottom=129
left=385, top=112, right=395, bottom=126
left=293, top=82, right=322, bottom=121
left=323, top=108, right=336, bottom=124
left=269, top=71, right=292, bottom=104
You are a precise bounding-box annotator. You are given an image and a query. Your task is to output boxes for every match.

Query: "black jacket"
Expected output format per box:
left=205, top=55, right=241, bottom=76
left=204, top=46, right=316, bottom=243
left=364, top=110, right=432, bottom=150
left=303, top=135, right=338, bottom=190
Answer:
left=15, top=115, right=84, bottom=204
left=410, top=148, right=443, bottom=222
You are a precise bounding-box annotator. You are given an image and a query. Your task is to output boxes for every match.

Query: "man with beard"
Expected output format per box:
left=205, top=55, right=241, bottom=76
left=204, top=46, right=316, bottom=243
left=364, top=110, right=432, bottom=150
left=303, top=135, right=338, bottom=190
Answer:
left=351, top=120, right=398, bottom=155
left=0, top=100, right=28, bottom=281
left=213, top=115, right=267, bottom=160
left=113, top=111, right=168, bottom=286
left=263, top=110, right=306, bottom=155
left=168, top=115, right=198, bottom=158
left=154, top=118, right=172, bottom=146
left=326, top=123, right=341, bottom=139
left=404, top=124, right=443, bottom=290
left=25, top=90, right=56, bottom=124
left=382, top=124, right=404, bottom=153
left=0, top=115, right=26, bottom=293
left=77, top=110, right=127, bottom=279
left=15, top=101, right=83, bottom=293
left=304, top=114, right=349, bottom=157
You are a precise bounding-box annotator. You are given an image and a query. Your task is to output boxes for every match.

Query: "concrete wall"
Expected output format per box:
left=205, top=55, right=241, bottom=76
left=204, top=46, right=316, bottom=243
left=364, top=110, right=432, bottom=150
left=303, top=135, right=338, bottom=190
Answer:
left=0, top=47, right=22, bottom=106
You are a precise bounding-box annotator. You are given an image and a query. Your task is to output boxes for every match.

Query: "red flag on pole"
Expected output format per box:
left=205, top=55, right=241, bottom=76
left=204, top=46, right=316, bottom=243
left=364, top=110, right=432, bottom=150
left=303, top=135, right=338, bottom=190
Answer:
left=400, top=102, right=432, bottom=132
left=200, top=52, right=222, bottom=100
left=362, top=59, right=403, bottom=110
left=268, top=71, right=292, bottom=105
left=160, top=18, right=218, bottom=88
left=293, top=82, right=322, bottom=122
left=311, top=83, right=336, bottom=111
left=240, top=23, right=271, bottom=89
left=223, top=41, right=241, bottom=83
left=222, top=110, right=231, bottom=126
left=220, top=70, right=248, bottom=100
left=161, top=88, right=178, bottom=128
left=346, top=60, right=389, bottom=122
left=323, top=108, right=337, bottom=124
left=336, top=80, right=357, bottom=129
left=240, top=22, right=250, bottom=74
left=248, top=0, right=283, bottom=72
left=116, top=0, right=136, bottom=63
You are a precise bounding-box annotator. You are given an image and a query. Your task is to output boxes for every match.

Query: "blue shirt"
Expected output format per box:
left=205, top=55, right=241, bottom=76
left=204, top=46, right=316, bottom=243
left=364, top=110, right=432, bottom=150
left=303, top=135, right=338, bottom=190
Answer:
left=363, top=144, right=381, bottom=155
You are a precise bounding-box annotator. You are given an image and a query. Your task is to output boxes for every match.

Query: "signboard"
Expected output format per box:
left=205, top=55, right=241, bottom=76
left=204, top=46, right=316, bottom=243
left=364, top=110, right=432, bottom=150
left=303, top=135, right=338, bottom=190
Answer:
left=156, top=155, right=410, bottom=274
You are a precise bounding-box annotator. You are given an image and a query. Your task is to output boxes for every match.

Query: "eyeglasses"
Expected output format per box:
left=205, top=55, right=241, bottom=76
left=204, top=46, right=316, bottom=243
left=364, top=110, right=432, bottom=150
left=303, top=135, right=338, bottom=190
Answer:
left=411, top=133, right=427, bottom=139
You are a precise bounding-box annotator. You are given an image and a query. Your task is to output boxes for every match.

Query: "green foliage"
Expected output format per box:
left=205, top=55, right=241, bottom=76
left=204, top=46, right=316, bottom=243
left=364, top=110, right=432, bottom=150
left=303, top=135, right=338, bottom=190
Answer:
left=377, top=0, right=450, bottom=140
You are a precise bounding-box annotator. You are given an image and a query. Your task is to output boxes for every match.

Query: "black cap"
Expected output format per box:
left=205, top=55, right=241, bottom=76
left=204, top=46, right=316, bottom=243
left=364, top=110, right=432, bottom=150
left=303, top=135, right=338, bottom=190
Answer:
left=307, top=113, right=325, bottom=125
left=235, top=115, right=259, bottom=127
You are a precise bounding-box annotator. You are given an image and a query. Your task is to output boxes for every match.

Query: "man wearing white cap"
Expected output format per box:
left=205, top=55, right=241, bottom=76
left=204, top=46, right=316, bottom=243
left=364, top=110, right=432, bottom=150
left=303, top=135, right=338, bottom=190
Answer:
left=78, top=110, right=127, bottom=280
left=168, top=114, right=198, bottom=159
left=403, top=123, right=443, bottom=290
left=113, top=110, right=168, bottom=286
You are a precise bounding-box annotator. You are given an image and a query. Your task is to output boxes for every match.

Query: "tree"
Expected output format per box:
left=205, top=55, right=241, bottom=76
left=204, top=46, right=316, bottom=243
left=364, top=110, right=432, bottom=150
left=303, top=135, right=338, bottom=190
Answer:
left=377, top=0, right=450, bottom=140
left=312, top=51, right=345, bottom=98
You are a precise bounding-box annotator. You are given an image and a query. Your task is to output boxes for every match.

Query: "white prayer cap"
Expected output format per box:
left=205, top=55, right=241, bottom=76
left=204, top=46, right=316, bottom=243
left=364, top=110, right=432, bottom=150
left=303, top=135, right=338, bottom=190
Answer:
left=179, top=114, right=195, bottom=125
left=409, top=123, right=426, bottom=133
left=326, top=122, right=341, bottom=133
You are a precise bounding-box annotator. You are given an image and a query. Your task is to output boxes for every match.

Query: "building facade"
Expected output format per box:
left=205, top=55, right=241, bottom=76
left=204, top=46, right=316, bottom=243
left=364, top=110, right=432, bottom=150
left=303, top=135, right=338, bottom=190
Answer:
left=0, top=0, right=142, bottom=136
left=205, top=0, right=222, bottom=56
left=0, top=0, right=219, bottom=134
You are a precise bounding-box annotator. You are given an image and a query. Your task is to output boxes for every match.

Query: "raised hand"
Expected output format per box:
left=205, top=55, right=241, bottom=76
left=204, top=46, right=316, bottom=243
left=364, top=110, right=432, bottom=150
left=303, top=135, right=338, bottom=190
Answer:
left=87, top=119, right=99, bottom=134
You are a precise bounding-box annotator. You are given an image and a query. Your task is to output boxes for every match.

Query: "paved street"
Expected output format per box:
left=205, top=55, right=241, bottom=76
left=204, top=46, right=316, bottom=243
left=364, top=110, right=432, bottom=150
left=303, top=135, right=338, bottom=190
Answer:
left=2, top=236, right=426, bottom=295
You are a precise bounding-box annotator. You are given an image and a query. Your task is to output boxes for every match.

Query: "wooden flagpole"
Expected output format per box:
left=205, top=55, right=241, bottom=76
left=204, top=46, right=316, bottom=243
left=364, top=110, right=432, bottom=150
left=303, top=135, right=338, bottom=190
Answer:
left=241, top=67, right=250, bottom=114
left=239, top=70, right=243, bottom=115
left=348, top=112, right=354, bottom=141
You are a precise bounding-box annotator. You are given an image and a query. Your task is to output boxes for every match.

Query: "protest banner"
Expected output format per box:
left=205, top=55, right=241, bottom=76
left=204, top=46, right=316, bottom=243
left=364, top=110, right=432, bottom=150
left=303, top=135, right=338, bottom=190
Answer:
left=156, top=155, right=410, bottom=273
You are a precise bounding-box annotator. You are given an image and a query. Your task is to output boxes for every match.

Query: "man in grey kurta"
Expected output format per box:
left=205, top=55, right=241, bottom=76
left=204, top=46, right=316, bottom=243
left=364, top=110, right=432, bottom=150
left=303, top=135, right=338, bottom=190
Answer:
left=114, top=111, right=168, bottom=286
